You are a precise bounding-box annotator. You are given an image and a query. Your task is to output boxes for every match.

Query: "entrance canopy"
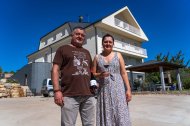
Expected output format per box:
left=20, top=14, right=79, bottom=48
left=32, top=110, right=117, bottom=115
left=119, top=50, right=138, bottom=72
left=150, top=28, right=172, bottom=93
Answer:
left=126, top=60, right=184, bottom=91
left=126, top=60, right=183, bottom=73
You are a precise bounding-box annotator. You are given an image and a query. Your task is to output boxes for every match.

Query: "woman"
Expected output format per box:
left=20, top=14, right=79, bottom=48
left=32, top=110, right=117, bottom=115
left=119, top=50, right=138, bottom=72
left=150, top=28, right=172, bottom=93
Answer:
left=91, top=34, right=132, bottom=126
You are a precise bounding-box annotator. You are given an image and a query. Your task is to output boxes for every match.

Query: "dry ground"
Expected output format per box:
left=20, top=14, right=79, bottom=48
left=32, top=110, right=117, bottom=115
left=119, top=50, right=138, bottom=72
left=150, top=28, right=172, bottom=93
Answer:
left=0, top=95, right=190, bottom=126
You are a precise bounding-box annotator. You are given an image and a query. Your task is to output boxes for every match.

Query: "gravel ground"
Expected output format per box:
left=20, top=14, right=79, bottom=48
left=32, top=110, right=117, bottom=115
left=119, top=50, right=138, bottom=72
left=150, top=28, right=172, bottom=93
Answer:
left=0, top=95, right=190, bottom=126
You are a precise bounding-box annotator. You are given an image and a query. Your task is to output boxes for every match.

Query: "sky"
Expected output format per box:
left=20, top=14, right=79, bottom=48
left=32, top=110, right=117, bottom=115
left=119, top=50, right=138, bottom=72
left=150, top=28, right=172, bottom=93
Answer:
left=0, top=0, right=190, bottom=72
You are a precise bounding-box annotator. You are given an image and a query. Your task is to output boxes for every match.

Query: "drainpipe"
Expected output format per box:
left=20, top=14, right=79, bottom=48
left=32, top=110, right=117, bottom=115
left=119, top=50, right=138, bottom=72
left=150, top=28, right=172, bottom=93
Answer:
left=94, top=25, right=98, bottom=54
left=49, top=46, right=53, bottom=64
left=49, top=46, right=53, bottom=76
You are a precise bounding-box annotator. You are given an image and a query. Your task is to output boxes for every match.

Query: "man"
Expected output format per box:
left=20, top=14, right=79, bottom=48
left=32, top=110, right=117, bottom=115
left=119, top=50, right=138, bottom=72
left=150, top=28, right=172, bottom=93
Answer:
left=52, top=27, right=96, bottom=126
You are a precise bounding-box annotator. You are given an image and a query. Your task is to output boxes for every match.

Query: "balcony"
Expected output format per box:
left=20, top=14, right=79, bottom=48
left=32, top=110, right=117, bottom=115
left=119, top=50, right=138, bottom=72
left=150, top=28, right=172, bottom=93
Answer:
left=114, top=40, right=147, bottom=57
left=114, top=18, right=141, bottom=36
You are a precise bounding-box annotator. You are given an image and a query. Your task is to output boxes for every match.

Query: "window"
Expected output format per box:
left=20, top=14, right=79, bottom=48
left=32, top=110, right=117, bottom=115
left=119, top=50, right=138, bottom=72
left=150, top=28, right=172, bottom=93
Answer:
left=48, top=80, right=52, bottom=85
left=137, top=75, right=143, bottom=79
left=62, top=30, right=65, bottom=36
left=45, top=40, right=48, bottom=45
left=44, top=53, right=48, bottom=62
left=47, top=37, right=54, bottom=43
left=56, top=32, right=64, bottom=39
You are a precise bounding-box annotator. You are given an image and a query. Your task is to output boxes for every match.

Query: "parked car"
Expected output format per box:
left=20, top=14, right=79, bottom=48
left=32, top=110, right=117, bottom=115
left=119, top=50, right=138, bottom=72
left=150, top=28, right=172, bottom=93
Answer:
left=41, top=78, right=54, bottom=97
left=41, top=78, right=61, bottom=97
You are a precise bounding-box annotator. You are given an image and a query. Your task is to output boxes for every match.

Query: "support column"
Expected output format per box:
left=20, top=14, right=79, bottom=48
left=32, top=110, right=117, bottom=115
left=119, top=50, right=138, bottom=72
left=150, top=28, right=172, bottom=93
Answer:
left=167, top=71, right=172, bottom=83
left=130, top=71, right=134, bottom=91
left=159, top=66, right=166, bottom=91
left=176, top=69, right=182, bottom=91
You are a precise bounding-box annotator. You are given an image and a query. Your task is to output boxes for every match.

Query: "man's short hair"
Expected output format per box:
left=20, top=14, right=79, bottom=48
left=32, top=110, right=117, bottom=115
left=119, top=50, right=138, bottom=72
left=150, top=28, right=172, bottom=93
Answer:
left=72, top=26, right=85, bottom=31
left=72, top=26, right=86, bottom=36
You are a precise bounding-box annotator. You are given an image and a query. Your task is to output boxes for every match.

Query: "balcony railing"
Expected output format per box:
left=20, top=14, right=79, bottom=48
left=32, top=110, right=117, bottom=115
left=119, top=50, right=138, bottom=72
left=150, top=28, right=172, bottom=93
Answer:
left=114, top=40, right=147, bottom=56
left=114, top=18, right=141, bottom=36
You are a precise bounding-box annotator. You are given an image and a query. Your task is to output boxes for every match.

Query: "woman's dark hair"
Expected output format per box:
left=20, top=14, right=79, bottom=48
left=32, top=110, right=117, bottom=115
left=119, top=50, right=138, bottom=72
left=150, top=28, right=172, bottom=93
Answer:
left=102, top=34, right=114, bottom=44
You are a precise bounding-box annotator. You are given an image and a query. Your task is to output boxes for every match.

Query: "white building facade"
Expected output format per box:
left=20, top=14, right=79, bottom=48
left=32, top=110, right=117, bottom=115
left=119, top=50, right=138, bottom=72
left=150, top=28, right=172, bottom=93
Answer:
left=13, top=6, right=148, bottom=94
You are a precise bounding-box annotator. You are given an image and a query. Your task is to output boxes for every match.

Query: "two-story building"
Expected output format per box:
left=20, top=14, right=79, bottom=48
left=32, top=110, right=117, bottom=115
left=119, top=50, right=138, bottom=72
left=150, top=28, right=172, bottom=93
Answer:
left=12, top=6, right=148, bottom=94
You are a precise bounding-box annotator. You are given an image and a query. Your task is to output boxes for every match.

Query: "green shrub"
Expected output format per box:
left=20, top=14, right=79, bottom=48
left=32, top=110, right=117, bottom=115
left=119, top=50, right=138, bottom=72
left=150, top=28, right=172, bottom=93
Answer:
left=182, top=78, right=190, bottom=89
left=6, top=79, right=19, bottom=83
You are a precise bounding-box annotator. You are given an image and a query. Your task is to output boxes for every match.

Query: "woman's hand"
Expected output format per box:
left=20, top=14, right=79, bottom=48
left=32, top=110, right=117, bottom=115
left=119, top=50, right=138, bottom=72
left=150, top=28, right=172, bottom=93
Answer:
left=126, top=90, right=132, bottom=102
left=100, top=71, right=110, bottom=78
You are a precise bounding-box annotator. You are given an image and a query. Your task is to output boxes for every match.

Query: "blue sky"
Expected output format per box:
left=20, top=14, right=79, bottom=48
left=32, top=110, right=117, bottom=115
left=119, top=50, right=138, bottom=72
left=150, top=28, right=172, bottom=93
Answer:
left=0, top=0, right=190, bottom=72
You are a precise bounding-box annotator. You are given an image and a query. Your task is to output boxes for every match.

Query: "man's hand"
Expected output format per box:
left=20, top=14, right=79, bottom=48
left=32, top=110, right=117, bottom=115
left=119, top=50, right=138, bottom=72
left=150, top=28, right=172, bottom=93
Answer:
left=54, top=91, right=64, bottom=107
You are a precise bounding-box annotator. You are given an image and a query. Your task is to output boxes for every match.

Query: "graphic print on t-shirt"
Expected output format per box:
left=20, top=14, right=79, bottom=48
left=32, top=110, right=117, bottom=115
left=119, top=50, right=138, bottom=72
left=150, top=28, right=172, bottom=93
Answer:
left=72, top=51, right=89, bottom=76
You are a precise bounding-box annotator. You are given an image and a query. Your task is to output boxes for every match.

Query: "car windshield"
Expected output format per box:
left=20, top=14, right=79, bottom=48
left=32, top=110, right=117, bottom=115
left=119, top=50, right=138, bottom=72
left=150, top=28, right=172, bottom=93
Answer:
left=49, top=80, right=52, bottom=85
left=42, top=79, right=60, bottom=86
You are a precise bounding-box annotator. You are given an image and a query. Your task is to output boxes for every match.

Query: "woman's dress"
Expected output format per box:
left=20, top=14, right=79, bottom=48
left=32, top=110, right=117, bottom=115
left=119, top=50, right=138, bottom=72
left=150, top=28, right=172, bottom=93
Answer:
left=96, top=52, right=131, bottom=126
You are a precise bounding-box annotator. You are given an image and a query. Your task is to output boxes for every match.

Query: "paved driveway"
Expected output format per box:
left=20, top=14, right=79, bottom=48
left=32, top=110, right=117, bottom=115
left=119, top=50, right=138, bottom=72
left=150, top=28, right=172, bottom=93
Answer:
left=0, top=95, right=190, bottom=126
left=130, top=95, right=190, bottom=126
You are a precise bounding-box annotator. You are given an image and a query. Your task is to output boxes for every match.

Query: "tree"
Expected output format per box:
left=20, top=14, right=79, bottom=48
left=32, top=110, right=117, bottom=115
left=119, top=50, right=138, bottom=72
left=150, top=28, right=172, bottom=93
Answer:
left=169, top=50, right=190, bottom=67
left=155, top=50, right=190, bottom=67
left=145, top=72, right=160, bottom=84
left=156, top=53, right=163, bottom=61
left=0, top=66, right=2, bottom=73
left=10, top=71, right=15, bottom=74
left=154, top=50, right=190, bottom=89
left=6, top=79, right=18, bottom=83
left=163, top=52, right=170, bottom=62
left=156, top=52, right=170, bottom=62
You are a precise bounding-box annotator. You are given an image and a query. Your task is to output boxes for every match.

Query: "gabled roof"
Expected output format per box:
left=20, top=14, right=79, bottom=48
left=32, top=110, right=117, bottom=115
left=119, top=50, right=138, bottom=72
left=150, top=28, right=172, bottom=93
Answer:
left=103, top=6, right=141, bottom=27
left=95, top=6, right=148, bottom=41
left=40, top=22, right=91, bottom=40
left=126, top=60, right=184, bottom=72
left=40, top=6, right=148, bottom=41
left=68, top=22, right=91, bottom=31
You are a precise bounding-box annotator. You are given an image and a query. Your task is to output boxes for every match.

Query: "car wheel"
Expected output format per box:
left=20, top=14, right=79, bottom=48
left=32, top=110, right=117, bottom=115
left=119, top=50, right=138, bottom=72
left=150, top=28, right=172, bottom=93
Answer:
left=43, top=94, right=48, bottom=97
left=48, top=90, right=54, bottom=97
